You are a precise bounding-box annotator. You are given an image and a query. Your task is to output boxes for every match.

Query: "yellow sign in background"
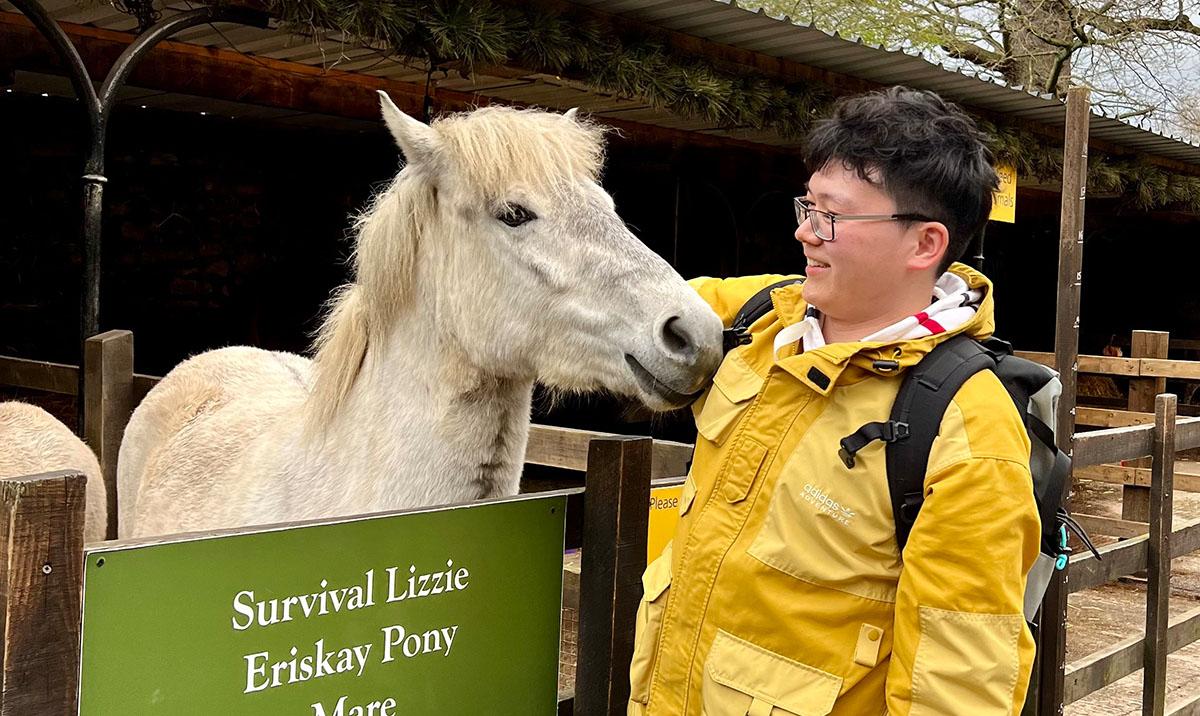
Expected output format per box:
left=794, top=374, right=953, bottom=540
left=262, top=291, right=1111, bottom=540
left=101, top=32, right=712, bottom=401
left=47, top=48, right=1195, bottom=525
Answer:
left=647, top=485, right=684, bottom=561
left=990, top=163, right=1017, bottom=223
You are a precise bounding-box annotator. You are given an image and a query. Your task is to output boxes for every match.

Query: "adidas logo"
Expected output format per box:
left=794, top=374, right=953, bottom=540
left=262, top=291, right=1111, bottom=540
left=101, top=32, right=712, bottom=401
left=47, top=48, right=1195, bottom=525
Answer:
left=802, top=483, right=856, bottom=526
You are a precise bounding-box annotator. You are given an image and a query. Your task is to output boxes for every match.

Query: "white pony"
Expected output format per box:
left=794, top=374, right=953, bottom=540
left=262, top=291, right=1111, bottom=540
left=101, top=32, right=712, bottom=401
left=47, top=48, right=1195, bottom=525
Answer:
left=118, top=93, right=722, bottom=538
left=0, top=402, right=107, bottom=542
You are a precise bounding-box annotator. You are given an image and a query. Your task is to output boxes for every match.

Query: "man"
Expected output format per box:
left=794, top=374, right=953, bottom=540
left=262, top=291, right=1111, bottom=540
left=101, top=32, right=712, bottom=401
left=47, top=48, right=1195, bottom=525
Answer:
left=628, top=87, right=1040, bottom=715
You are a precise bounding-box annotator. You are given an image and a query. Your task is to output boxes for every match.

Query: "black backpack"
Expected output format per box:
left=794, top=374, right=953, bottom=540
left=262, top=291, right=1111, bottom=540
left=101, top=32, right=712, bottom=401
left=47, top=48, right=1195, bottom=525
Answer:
left=722, top=279, right=1099, bottom=623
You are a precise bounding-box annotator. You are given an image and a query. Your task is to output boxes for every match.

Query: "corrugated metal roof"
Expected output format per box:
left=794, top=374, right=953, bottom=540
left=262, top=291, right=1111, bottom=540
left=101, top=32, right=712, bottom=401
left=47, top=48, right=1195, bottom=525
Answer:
left=569, top=0, right=1200, bottom=167
left=6, top=0, right=1200, bottom=166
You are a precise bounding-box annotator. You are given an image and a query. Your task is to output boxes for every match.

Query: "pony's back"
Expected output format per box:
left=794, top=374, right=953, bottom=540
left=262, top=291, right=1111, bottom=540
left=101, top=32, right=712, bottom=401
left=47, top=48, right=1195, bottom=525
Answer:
left=0, top=402, right=107, bottom=542
left=117, top=346, right=313, bottom=537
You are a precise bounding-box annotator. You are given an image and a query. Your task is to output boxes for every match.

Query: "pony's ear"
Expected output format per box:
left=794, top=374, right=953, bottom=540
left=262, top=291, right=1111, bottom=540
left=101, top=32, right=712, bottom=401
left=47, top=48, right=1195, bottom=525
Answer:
left=378, top=91, right=437, bottom=165
left=563, top=108, right=579, bottom=122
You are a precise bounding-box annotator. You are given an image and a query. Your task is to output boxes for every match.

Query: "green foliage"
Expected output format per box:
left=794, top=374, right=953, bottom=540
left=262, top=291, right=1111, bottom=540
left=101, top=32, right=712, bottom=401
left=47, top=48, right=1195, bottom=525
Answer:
left=267, top=0, right=830, bottom=138
left=262, top=0, right=1200, bottom=212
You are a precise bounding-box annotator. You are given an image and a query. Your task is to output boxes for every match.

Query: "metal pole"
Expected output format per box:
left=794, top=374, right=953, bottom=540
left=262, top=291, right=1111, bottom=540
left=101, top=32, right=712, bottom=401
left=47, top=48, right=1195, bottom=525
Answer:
left=8, top=0, right=102, bottom=353
left=6, top=0, right=100, bottom=118
left=9, top=3, right=267, bottom=350
left=9, top=3, right=266, bottom=432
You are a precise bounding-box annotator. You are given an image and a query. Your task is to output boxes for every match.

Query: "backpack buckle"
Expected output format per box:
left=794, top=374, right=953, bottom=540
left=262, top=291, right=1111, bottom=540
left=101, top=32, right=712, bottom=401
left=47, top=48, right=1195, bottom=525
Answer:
left=721, top=327, right=752, bottom=353
left=838, top=446, right=857, bottom=469
left=899, top=492, right=923, bottom=524
left=882, top=421, right=910, bottom=442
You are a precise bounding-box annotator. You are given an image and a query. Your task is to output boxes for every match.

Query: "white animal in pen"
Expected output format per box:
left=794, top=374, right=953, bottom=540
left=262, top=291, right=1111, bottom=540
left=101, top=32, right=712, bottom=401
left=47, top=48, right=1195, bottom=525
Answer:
left=0, top=401, right=108, bottom=542
left=118, top=93, right=722, bottom=538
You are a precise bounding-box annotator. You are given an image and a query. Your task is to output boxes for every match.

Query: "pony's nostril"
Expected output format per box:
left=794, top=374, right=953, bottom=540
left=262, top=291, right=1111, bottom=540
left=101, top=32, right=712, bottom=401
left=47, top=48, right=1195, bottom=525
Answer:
left=660, top=315, right=696, bottom=359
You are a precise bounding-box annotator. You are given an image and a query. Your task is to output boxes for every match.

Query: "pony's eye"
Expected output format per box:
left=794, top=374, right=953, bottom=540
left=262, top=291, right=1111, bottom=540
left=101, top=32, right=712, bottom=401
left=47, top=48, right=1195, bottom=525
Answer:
left=497, top=203, right=537, bottom=227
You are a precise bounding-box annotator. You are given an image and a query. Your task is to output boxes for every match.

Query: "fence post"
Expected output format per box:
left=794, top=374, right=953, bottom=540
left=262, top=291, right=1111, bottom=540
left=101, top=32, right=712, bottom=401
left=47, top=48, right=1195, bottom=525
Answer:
left=0, top=471, right=86, bottom=715
left=575, top=437, right=651, bottom=716
left=1143, top=394, right=1177, bottom=716
left=83, top=330, right=134, bottom=540
left=1124, top=330, right=1170, bottom=522
left=1035, top=84, right=1091, bottom=716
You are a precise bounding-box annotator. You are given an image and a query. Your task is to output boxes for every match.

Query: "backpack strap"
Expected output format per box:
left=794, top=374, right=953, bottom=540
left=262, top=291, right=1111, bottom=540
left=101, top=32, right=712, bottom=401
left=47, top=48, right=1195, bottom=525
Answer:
left=884, top=335, right=999, bottom=552
left=722, top=278, right=805, bottom=353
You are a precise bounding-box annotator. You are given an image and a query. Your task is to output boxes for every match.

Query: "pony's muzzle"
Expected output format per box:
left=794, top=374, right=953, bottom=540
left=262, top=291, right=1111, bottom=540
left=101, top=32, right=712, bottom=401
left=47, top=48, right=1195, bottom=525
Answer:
left=651, top=311, right=722, bottom=391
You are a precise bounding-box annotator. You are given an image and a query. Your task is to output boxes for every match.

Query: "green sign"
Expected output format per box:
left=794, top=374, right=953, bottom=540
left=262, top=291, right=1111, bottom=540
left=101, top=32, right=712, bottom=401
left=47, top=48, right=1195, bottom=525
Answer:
left=79, top=493, right=567, bottom=716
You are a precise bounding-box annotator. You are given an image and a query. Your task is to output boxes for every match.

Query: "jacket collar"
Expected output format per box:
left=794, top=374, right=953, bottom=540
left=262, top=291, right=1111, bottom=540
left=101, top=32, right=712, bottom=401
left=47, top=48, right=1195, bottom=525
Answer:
left=766, top=263, right=997, bottom=394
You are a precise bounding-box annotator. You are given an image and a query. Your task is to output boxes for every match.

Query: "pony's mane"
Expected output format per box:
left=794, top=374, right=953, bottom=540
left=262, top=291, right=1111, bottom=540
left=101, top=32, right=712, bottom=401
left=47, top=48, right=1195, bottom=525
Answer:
left=306, top=106, right=606, bottom=430
left=434, top=105, right=606, bottom=199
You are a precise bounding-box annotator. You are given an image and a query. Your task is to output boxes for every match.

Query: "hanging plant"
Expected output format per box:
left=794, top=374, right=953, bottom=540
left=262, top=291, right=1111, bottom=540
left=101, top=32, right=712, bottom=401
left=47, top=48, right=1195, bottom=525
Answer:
left=250, top=0, right=1200, bottom=211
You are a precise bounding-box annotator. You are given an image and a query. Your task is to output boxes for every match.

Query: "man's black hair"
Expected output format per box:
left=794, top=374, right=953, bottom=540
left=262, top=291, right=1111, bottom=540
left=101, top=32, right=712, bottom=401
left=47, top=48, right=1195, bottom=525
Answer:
left=804, top=86, right=998, bottom=273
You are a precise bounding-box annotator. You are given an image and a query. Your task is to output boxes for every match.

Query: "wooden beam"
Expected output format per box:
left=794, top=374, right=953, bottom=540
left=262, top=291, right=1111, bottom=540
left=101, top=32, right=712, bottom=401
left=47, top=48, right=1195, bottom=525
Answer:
left=1073, top=424, right=1154, bottom=468
left=1014, top=351, right=1140, bottom=376
left=1065, top=603, right=1200, bottom=705
left=0, top=356, right=78, bottom=396
left=0, top=12, right=794, bottom=154
left=83, top=331, right=133, bottom=540
left=1125, top=331, right=1170, bottom=522
left=574, top=438, right=651, bottom=716
left=1180, top=418, right=1200, bottom=452
left=1067, top=516, right=1200, bottom=594
left=0, top=471, right=86, bottom=715
left=1077, top=407, right=1154, bottom=428
left=525, top=425, right=692, bottom=479
left=131, top=374, right=158, bottom=404
left=1070, top=513, right=1148, bottom=538
left=1141, top=358, right=1200, bottom=381
left=1012, top=351, right=1200, bottom=380
left=1077, top=464, right=1200, bottom=493
left=1038, top=87, right=1091, bottom=716
left=1053, top=86, right=1090, bottom=457
left=1168, top=692, right=1200, bottom=716
left=1144, top=394, right=1177, bottom=716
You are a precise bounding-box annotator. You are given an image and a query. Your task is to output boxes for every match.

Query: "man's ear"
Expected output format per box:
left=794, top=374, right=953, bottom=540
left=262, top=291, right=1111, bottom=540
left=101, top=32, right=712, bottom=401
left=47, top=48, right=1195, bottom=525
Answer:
left=909, top=221, right=950, bottom=273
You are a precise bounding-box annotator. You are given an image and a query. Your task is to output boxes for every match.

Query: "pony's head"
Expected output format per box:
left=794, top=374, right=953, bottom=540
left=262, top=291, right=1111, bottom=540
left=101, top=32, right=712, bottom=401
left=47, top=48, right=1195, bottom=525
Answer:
left=313, top=93, right=722, bottom=419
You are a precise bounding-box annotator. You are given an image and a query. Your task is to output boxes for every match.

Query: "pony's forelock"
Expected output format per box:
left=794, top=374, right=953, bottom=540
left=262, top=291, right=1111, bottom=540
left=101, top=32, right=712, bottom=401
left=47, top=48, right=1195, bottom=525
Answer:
left=433, top=106, right=607, bottom=200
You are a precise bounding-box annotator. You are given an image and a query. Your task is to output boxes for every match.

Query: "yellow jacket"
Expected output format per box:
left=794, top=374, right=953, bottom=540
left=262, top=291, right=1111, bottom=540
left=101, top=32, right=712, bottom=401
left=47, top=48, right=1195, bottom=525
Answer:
left=629, top=264, right=1040, bottom=716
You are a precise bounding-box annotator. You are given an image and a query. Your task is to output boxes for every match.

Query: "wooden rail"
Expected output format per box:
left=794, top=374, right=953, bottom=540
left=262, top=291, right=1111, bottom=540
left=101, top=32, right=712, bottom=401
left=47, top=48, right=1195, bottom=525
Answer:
left=1016, top=351, right=1200, bottom=382
left=9, top=333, right=1200, bottom=714
left=1, top=335, right=695, bottom=540
left=1057, top=398, right=1200, bottom=712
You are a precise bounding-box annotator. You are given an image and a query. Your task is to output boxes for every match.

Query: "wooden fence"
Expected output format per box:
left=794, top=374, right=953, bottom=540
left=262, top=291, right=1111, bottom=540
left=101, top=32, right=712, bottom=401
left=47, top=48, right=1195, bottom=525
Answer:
left=1017, top=328, right=1200, bottom=527
left=7, top=329, right=1200, bottom=714
left=0, top=330, right=691, bottom=716
left=1057, top=396, right=1200, bottom=714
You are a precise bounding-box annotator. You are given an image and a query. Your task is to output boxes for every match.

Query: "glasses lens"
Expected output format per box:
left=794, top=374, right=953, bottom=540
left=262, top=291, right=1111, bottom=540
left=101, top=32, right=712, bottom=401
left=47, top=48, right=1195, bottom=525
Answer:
left=813, top=211, right=831, bottom=240
left=795, top=199, right=833, bottom=241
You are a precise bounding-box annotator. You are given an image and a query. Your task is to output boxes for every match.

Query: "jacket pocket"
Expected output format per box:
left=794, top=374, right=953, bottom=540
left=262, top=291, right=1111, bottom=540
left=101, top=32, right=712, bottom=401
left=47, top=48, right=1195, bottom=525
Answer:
left=680, top=475, right=697, bottom=515
left=909, top=606, right=1023, bottom=715
left=694, top=355, right=764, bottom=445
left=701, top=630, right=842, bottom=716
left=629, top=545, right=673, bottom=707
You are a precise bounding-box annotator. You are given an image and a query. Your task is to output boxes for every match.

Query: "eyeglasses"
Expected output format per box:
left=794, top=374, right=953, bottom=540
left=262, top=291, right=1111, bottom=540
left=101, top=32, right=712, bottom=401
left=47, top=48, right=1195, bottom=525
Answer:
left=794, top=197, right=935, bottom=242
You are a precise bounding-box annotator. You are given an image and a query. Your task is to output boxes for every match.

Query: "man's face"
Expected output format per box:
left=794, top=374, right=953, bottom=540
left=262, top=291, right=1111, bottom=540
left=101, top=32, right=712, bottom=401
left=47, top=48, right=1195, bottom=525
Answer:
left=796, top=162, right=924, bottom=325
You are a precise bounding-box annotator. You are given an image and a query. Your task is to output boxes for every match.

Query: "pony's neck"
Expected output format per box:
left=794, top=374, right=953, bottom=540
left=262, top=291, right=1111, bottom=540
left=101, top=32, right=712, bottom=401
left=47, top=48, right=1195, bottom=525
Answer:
left=315, top=289, right=534, bottom=510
